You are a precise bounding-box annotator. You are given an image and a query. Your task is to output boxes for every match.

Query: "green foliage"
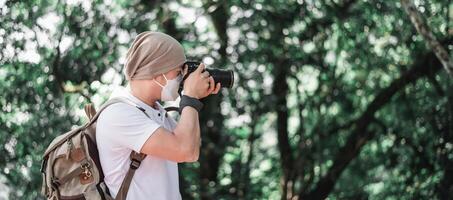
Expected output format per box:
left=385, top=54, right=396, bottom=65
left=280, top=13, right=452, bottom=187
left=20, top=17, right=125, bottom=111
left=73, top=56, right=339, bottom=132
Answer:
left=0, top=0, right=452, bottom=199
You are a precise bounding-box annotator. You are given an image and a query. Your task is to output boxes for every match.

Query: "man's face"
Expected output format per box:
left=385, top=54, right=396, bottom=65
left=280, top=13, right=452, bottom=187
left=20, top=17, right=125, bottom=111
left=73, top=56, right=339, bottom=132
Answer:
left=153, top=65, right=184, bottom=89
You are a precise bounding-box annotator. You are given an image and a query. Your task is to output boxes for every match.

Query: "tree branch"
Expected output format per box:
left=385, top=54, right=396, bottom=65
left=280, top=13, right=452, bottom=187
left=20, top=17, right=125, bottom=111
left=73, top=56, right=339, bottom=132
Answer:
left=401, top=0, right=453, bottom=78
left=301, top=51, right=443, bottom=200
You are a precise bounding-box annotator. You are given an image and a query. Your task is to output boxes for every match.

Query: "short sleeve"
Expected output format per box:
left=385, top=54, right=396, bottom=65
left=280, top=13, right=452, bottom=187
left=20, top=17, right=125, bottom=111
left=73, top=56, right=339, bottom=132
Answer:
left=97, top=103, right=161, bottom=153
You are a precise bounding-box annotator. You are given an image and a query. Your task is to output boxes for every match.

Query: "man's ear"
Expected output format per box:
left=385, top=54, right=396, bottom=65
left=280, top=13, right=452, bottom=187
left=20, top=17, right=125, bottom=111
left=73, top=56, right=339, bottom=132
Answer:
left=153, top=74, right=165, bottom=87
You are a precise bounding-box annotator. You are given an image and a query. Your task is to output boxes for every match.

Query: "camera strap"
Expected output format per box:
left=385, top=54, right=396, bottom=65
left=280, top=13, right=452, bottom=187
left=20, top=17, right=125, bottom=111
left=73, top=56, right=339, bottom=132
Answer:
left=164, top=107, right=180, bottom=113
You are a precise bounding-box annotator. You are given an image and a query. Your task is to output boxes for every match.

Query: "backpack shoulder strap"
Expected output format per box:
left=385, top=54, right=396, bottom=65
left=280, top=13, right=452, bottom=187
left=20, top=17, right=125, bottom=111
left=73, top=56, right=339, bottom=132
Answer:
left=85, top=97, right=143, bottom=127
left=88, top=96, right=149, bottom=200
left=115, top=151, right=146, bottom=200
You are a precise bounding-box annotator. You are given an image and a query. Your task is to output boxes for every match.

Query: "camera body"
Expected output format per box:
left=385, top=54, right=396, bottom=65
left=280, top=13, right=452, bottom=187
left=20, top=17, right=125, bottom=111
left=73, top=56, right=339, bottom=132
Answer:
left=180, top=61, right=234, bottom=89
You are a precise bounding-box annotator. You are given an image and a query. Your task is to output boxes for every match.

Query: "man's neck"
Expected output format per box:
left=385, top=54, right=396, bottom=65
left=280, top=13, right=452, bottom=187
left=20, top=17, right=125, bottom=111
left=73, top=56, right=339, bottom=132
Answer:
left=128, top=86, right=159, bottom=110
left=135, top=94, right=159, bottom=110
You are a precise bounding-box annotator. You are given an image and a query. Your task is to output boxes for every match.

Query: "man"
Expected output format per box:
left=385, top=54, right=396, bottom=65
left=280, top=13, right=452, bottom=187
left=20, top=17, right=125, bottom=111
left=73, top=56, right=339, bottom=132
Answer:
left=96, top=31, right=221, bottom=200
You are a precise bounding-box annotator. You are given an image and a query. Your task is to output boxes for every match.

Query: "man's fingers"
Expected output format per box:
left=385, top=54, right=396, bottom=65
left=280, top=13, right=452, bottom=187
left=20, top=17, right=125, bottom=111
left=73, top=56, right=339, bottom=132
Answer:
left=183, top=64, right=188, bottom=76
left=195, top=63, right=205, bottom=74
left=212, top=83, right=221, bottom=94
left=207, top=77, right=215, bottom=93
left=201, top=71, right=210, bottom=79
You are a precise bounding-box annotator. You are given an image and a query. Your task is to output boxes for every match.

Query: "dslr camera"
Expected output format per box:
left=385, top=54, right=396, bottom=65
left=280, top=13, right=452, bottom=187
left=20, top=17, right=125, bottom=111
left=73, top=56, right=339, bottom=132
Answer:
left=180, top=61, right=234, bottom=89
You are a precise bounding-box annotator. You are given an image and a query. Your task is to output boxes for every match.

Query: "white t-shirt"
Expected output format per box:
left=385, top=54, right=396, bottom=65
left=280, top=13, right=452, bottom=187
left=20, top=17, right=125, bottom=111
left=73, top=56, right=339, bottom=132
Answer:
left=96, top=88, right=182, bottom=200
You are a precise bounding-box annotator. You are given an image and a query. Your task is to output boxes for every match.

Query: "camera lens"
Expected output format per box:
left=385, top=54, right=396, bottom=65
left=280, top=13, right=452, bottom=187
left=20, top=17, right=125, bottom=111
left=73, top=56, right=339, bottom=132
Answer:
left=183, top=61, right=234, bottom=88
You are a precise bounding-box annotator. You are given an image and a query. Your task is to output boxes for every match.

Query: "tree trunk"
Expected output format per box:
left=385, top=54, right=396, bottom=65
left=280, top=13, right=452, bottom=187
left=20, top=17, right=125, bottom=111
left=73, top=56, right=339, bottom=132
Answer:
left=272, top=58, right=295, bottom=200
left=199, top=1, right=230, bottom=199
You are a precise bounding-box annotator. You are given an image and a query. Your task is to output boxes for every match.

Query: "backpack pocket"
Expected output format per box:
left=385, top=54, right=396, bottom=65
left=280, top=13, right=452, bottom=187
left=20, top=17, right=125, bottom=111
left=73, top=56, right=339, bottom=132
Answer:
left=50, top=134, right=95, bottom=197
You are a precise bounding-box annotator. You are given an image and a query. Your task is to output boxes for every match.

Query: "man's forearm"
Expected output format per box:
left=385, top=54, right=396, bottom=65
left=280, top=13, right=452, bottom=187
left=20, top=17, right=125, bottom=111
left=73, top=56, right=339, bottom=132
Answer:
left=174, top=106, right=200, bottom=161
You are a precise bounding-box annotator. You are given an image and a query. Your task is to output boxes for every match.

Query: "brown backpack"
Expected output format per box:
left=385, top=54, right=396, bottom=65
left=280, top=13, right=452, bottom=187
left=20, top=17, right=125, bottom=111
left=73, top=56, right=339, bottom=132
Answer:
left=41, top=97, right=149, bottom=200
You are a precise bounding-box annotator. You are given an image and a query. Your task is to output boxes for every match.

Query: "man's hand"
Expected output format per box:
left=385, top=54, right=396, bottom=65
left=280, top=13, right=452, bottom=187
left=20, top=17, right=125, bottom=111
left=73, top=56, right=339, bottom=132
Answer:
left=183, top=63, right=221, bottom=99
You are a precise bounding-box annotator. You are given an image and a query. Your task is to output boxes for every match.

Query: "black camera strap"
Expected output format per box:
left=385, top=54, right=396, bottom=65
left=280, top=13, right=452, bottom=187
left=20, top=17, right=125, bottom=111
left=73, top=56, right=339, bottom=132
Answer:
left=164, top=106, right=179, bottom=113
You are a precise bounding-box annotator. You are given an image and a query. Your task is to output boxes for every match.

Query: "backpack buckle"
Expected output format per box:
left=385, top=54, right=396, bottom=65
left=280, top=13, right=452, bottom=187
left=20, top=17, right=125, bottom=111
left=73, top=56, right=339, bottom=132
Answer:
left=81, top=162, right=92, bottom=177
left=130, top=159, right=141, bottom=170
left=129, top=152, right=145, bottom=170
left=51, top=177, right=61, bottom=187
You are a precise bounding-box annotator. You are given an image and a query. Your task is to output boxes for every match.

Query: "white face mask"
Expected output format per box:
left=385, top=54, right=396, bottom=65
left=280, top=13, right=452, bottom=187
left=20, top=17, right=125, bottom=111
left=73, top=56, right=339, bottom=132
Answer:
left=154, top=74, right=182, bottom=101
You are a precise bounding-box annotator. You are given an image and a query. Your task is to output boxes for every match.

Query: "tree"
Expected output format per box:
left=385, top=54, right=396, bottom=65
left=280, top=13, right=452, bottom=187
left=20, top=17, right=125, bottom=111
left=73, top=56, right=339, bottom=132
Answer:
left=1, top=0, right=451, bottom=199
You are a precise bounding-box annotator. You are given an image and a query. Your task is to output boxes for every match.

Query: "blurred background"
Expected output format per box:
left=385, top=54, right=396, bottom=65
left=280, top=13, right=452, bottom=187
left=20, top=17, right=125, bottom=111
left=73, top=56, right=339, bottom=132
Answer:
left=0, top=0, right=452, bottom=199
